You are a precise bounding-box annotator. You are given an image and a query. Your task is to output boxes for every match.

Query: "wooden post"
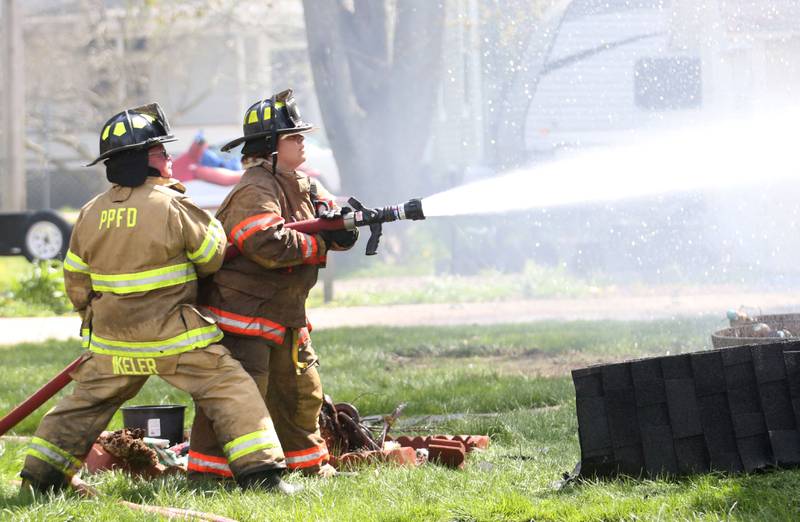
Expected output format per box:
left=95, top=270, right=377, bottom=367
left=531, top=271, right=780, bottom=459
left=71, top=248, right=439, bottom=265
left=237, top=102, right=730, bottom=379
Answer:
left=323, top=255, right=334, bottom=303
left=2, top=0, right=26, bottom=211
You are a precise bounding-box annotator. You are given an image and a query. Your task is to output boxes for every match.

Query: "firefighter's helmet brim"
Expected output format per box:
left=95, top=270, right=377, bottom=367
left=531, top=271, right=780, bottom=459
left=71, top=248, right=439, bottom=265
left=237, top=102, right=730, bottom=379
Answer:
left=85, top=134, right=178, bottom=166
left=220, top=124, right=315, bottom=153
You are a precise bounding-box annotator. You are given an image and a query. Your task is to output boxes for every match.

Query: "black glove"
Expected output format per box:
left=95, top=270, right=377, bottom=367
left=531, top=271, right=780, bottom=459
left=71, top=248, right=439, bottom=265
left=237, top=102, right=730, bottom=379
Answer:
left=320, top=228, right=359, bottom=249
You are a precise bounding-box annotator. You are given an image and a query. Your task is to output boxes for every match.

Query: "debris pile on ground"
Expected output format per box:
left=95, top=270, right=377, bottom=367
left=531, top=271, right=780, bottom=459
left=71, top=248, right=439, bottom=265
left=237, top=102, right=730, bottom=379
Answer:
left=85, top=429, right=185, bottom=478
left=319, top=394, right=490, bottom=470
left=100, top=428, right=158, bottom=468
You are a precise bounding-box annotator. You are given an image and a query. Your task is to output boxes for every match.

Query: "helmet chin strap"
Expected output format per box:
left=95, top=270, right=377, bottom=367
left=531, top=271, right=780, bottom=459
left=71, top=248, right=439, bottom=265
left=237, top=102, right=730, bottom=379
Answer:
left=270, top=93, right=278, bottom=174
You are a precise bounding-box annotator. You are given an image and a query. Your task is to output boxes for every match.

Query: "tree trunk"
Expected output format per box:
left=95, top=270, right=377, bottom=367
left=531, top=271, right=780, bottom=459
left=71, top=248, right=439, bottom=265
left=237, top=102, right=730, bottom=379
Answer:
left=303, top=0, right=445, bottom=204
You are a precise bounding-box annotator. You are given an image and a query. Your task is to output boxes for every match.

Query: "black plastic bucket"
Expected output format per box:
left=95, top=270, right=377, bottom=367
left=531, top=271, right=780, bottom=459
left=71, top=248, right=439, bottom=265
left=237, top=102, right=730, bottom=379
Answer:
left=121, top=405, right=186, bottom=445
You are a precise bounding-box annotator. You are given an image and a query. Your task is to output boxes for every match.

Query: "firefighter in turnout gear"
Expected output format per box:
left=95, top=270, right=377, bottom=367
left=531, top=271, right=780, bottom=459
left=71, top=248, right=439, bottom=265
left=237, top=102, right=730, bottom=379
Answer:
left=20, top=103, right=302, bottom=495
left=188, top=89, right=357, bottom=479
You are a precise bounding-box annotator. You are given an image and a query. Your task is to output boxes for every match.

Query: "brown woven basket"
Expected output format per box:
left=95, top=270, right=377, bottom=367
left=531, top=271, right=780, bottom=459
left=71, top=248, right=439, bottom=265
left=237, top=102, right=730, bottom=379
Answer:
left=711, top=313, right=800, bottom=349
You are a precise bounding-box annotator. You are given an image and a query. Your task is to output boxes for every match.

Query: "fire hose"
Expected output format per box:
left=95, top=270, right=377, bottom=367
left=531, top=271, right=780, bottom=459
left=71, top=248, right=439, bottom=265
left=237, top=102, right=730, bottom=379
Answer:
left=226, top=197, right=426, bottom=258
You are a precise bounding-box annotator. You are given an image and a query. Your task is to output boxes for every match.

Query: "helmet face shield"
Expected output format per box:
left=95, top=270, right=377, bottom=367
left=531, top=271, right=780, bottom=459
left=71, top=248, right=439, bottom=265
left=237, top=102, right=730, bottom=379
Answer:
left=285, top=96, right=302, bottom=127
left=131, top=102, right=172, bottom=135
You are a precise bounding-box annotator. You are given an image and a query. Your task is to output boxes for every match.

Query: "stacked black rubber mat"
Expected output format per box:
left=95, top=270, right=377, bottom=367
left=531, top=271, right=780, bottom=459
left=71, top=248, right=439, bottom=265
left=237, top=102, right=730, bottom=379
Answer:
left=572, top=340, right=800, bottom=477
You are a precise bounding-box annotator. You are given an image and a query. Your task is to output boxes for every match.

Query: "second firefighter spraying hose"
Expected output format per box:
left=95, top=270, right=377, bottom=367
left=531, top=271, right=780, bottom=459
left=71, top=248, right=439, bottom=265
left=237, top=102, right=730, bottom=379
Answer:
left=189, top=88, right=428, bottom=480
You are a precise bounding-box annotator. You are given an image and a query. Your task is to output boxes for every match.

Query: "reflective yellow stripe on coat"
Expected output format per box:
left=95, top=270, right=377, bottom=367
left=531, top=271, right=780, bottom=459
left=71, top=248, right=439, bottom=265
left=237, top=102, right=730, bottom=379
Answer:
left=90, top=262, right=196, bottom=294
left=26, top=437, right=82, bottom=477
left=188, top=219, right=226, bottom=265
left=88, top=324, right=222, bottom=358
left=63, top=250, right=89, bottom=274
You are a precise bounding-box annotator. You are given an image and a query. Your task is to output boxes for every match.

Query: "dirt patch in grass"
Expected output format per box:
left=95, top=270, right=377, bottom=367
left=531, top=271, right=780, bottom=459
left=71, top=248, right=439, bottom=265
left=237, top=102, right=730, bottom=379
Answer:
left=488, top=351, right=621, bottom=377
left=387, top=350, right=620, bottom=378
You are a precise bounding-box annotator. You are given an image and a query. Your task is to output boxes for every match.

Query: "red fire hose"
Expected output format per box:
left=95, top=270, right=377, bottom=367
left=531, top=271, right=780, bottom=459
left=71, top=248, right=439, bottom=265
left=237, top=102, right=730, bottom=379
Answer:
left=0, top=354, right=87, bottom=437
left=225, top=216, right=345, bottom=261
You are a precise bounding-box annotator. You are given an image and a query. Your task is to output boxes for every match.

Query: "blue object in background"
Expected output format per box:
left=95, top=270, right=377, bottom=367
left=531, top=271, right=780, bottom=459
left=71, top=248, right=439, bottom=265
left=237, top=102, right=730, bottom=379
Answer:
left=200, top=148, right=242, bottom=170
left=195, top=130, right=242, bottom=170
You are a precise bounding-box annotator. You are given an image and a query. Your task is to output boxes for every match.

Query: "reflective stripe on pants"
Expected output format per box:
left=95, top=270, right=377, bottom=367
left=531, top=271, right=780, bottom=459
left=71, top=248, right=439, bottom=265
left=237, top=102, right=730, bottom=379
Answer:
left=187, top=450, right=233, bottom=478
left=26, top=437, right=83, bottom=478
left=285, top=443, right=329, bottom=470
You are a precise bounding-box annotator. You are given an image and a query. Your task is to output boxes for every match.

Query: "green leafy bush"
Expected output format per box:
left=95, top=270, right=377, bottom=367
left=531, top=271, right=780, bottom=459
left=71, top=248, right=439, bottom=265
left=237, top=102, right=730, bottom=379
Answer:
left=4, top=260, right=72, bottom=315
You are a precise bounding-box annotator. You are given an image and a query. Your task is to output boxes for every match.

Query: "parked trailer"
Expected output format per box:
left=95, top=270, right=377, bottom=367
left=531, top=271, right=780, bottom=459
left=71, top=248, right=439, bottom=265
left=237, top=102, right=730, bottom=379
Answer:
left=0, top=211, right=72, bottom=262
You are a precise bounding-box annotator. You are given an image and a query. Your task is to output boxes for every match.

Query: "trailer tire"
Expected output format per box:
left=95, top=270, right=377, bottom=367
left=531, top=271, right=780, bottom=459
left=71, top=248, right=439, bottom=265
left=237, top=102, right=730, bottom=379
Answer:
left=22, top=211, right=71, bottom=262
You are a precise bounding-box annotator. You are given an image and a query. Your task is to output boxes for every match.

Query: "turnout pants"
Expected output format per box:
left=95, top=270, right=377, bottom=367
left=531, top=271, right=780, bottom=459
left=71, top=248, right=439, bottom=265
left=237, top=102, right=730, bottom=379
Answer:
left=189, top=330, right=327, bottom=477
left=21, top=344, right=284, bottom=488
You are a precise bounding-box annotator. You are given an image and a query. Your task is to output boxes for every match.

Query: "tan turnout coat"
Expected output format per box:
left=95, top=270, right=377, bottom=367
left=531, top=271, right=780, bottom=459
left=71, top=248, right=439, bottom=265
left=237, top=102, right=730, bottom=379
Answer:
left=63, top=177, right=227, bottom=357
left=203, top=159, right=342, bottom=329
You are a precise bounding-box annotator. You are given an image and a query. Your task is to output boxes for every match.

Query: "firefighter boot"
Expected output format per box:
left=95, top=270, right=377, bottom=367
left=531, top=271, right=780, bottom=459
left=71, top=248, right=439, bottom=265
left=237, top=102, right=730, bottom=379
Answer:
left=235, top=468, right=304, bottom=495
left=19, top=467, right=69, bottom=497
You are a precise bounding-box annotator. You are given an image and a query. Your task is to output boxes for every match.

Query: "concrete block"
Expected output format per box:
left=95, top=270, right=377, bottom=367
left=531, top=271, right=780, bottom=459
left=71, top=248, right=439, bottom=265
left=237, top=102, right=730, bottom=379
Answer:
left=613, top=444, right=645, bottom=477
left=661, top=354, right=693, bottom=380
left=732, top=412, right=767, bottom=438
left=727, top=385, right=762, bottom=415
left=601, top=363, right=633, bottom=391
left=736, top=434, right=774, bottom=472
left=784, top=351, right=800, bottom=398
left=428, top=440, right=466, bottom=469
left=573, top=369, right=604, bottom=399
left=698, top=394, right=738, bottom=458
left=606, top=388, right=640, bottom=448
left=577, top=397, right=611, bottom=454
left=665, top=379, right=702, bottom=438
left=640, top=424, right=678, bottom=476
left=631, top=358, right=662, bottom=383
left=752, top=344, right=787, bottom=383
left=576, top=454, right=617, bottom=479
left=691, top=351, right=726, bottom=396
left=637, top=403, right=671, bottom=427
left=709, top=452, right=744, bottom=473
left=335, top=447, right=418, bottom=470
left=725, top=363, right=757, bottom=391
left=634, top=378, right=666, bottom=407
left=722, top=346, right=751, bottom=367
left=759, top=380, right=795, bottom=431
left=674, top=435, right=709, bottom=475
left=769, top=430, right=800, bottom=466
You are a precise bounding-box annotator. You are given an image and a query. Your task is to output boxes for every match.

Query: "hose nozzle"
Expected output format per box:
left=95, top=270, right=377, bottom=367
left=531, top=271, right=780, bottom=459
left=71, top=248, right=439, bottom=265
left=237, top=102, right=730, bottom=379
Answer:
left=402, top=198, right=425, bottom=221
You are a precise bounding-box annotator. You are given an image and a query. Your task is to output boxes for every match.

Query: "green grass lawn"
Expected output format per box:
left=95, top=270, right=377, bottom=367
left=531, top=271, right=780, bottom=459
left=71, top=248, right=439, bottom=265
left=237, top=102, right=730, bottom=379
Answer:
left=0, top=256, right=603, bottom=317
left=306, top=262, right=603, bottom=308
left=2, top=318, right=799, bottom=521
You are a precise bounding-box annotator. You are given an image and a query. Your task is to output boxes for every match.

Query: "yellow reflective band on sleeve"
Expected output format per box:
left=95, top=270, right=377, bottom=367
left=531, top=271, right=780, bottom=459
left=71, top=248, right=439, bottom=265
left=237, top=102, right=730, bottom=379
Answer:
left=63, top=250, right=89, bottom=274
left=90, top=262, right=197, bottom=294
left=89, top=324, right=223, bottom=358
left=223, top=429, right=279, bottom=463
left=81, top=328, right=90, bottom=348
left=113, top=122, right=127, bottom=137
left=187, top=220, right=225, bottom=265
left=26, top=437, right=82, bottom=478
